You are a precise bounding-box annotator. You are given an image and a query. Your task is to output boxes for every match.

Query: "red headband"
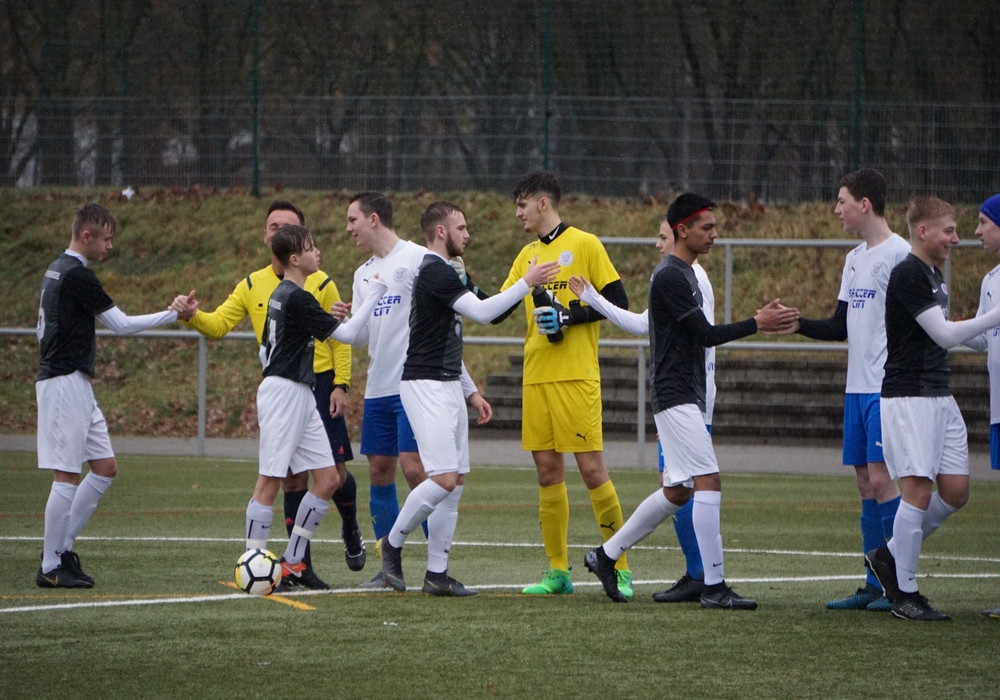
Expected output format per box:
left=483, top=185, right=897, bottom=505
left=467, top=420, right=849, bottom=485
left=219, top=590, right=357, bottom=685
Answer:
left=671, top=207, right=711, bottom=231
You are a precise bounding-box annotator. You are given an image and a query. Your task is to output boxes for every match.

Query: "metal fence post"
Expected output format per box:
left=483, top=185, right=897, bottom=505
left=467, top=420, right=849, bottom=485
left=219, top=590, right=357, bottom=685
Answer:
left=636, top=342, right=646, bottom=470
left=197, top=335, right=207, bottom=457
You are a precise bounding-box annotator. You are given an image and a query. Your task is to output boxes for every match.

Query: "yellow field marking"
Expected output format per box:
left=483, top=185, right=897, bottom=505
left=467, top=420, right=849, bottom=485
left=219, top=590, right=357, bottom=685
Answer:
left=218, top=580, right=316, bottom=610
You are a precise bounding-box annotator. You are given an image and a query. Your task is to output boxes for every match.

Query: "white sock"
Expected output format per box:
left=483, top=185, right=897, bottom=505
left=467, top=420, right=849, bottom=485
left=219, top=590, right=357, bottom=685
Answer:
left=920, top=491, right=957, bottom=540
left=245, top=498, right=273, bottom=550
left=602, top=489, right=678, bottom=561
left=388, top=480, right=450, bottom=550
left=63, top=473, right=113, bottom=552
left=427, top=485, right=463, bottom=574
left=893, top=500, right=925, bottom=595
left=283, top=491, right=329, bottom=565
left=693, top=490, right=724, bottom=586
left=42, top=482, right=76, bottom=573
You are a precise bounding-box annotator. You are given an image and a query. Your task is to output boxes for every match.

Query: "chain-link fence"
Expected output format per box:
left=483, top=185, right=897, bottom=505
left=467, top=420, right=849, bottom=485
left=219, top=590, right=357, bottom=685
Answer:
left=20, top=95, right=1000, bottom=202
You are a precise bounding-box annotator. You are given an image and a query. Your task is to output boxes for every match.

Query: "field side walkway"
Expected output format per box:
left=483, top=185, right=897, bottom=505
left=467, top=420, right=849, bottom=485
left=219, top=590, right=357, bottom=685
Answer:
left=2, top=433, right=998, bottom=482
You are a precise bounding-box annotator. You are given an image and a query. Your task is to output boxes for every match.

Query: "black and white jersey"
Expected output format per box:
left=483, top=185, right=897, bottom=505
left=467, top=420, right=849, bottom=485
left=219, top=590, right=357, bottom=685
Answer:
left=882, top=253, right=951, bottom=398
left=401, top=254, right=469, bottom=382
left=648, top=255, right=756, bottom=413
left=261, top=280, right=339, bottom=386
left=36, top=253, right=115, bottom=381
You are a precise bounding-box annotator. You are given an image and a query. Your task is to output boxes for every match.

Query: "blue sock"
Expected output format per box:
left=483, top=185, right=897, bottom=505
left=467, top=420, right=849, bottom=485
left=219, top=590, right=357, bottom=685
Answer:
left=878, top=496, right=901, bottom=541
left=672, top=499, right=703, bottom=579
left=860, top=498, right=882, bottom=589
left=369, top=483, right=399, bottom=541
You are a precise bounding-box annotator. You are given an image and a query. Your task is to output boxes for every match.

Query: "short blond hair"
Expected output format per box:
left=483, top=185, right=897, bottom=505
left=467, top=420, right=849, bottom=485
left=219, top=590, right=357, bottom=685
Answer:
left=72, top=203, right=116, bottom=239
left=906, top=195, right=955, bottom=237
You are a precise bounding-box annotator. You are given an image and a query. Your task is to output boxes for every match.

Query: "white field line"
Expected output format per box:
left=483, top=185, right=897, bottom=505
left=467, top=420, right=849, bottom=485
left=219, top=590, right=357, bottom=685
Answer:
left=5, top=572, right=1000, bottom=615
left=4, top=536, right=999, bottom=615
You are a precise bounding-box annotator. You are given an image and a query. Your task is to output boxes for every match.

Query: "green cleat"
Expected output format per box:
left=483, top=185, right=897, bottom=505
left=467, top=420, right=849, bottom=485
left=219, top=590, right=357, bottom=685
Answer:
left=826, top=583, right=882, bottom=610
left=522, top=568, right=573, bottom=595
left=866, top=595, right=892, bottom=612
left=616, top=569, right=634, bottom=600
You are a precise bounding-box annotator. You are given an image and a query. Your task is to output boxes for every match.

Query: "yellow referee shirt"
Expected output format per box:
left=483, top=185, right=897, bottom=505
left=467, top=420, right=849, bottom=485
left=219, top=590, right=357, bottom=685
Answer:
left=184, top=265, right=351, bottom=384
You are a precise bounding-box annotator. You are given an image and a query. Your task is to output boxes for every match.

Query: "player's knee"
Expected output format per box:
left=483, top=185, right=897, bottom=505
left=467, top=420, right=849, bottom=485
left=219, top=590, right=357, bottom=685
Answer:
left=283, top=471, right=308, bottom=492
left=312, top=468, right=342, bottom=500
left=90, top=458, right=117, bottom=479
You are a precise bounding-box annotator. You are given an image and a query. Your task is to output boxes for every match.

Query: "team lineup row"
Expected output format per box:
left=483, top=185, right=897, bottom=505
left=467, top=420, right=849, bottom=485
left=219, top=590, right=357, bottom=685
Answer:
left=33, top=169, right=1000, bottom=620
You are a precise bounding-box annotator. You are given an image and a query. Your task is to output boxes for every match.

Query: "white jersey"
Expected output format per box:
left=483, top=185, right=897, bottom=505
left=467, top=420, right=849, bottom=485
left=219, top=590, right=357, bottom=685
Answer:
left=838, top=233, right=910, bottom=393
left=974, top=263, right=1000, bottom=423
left=694, top=264, right=717, bottom=424
left=352, top=239, right=427, bottom=399
left=580, top=262, right=716, bottom=423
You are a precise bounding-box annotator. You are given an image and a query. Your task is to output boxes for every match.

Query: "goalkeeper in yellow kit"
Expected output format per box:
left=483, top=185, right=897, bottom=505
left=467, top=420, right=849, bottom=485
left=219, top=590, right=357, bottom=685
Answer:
left=181, top=200, right=364, bottom=589
left=499, top=171, right=632, bottom=597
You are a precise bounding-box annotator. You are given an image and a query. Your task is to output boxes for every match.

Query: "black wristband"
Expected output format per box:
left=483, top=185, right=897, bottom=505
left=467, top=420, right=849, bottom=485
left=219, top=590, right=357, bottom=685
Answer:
left=333, top=383, right=349, bottom=393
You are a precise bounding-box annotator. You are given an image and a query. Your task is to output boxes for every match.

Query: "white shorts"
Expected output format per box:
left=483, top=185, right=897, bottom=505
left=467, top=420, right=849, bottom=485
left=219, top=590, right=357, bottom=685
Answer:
left=256, top=376, right=334, bottom=478
left=36, top=371, right=114, bottom=473
left=881, top=395, right=969, bottom=480
left=399, top=379, right=469, bottom=477
left=654, top=404, right=718, bottom=487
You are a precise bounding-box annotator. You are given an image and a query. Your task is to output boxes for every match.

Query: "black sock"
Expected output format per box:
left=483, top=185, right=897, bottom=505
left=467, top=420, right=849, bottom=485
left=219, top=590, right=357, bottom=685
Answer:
left=332, top=471, right=358, bottom=531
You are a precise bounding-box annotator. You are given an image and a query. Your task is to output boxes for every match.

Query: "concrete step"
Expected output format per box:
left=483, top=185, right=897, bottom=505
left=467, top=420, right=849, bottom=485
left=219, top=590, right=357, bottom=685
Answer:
left=479, top=353, right=991, bottom=444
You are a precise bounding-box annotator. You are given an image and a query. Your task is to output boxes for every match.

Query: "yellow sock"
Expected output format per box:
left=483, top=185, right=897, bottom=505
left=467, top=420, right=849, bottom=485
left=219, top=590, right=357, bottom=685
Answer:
left=538, top=482, right=570, bottom=571
left=589, top=480, right=629, bottom=571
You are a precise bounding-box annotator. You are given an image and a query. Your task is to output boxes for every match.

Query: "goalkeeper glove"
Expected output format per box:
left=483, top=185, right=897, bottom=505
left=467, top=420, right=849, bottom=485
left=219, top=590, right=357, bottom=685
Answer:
left=532, top=287, right=570, bottom=341
left=448, top=256, right=468, bottom=285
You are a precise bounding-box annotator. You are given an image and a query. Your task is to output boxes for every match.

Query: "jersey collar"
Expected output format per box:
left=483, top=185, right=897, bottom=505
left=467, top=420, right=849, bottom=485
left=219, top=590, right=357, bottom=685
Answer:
left=539, top=222, right=569, bottom=245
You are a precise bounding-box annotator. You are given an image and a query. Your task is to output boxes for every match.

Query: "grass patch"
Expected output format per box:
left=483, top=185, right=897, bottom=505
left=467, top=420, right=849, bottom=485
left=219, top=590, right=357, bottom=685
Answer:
left=2, top=453, right=998, bottom=698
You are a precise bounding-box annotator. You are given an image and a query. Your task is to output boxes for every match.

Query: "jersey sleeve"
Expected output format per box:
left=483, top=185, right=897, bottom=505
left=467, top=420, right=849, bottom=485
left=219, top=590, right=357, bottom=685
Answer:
left=313, top=274, right=351, bottom=384
left=66, top=266, right=115, bottom=316
left=186, top=278, right=251, bottom=339
left=292, top=288, right=340, bottom=340
left=893, top=263, right=938, bottom=319
left=579, top=284, right=647, bottom=335
left=586, top=237, right=621, bottom=291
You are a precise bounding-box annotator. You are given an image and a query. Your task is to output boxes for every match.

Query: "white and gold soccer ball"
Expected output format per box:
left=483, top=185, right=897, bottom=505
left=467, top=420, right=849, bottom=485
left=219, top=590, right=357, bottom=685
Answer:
left=234, top=548, right=282, bottom=596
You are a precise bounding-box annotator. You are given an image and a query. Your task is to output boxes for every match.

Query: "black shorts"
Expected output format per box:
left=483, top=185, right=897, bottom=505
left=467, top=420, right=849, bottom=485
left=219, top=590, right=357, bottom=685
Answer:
left=312, top=371, right=354, bottom=464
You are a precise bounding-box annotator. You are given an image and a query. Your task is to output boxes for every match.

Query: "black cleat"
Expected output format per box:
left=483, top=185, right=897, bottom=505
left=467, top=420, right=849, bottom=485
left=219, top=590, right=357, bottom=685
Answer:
left=276, top=558, right=330, bottom=591
left=379, top=537, right=406, bottom=591
left=864, top=545, right=900, bottom=604
left=653, top=573, right=705, bottom=603
left=60, top=551, right=94, bottom=586
left=421, top=570, right=478, bottom=597
left=343, top=524, right=366, bottom=572
left=584, top=547, right=627, bottom=602
left=891, top=591, right=951, bottom=621
left=359, top=571, right=391, bottom=589
left=36, top=564, right=93, bottom=589
left=700, top=582, right=758, bottom=610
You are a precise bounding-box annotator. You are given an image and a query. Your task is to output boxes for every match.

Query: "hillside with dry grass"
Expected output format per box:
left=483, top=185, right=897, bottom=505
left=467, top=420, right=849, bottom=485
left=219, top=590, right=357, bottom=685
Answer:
left=1, top=187, right=992, bottom=438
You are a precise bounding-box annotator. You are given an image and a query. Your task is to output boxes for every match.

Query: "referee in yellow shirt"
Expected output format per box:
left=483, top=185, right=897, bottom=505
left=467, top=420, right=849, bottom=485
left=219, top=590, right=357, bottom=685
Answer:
left=182, top=201, right=364, bottom=589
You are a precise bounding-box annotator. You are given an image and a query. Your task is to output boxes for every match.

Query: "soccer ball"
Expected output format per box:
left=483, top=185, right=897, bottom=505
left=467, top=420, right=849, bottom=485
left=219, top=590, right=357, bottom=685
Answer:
left=234, top=548, right=282, bottom=596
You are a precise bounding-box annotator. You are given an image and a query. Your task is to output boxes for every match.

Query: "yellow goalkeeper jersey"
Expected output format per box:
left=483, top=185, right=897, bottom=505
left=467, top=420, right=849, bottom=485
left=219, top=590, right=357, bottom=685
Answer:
left=501, top=226, right=620, bottom=385
left=184, top=265, right=350, bottom=384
